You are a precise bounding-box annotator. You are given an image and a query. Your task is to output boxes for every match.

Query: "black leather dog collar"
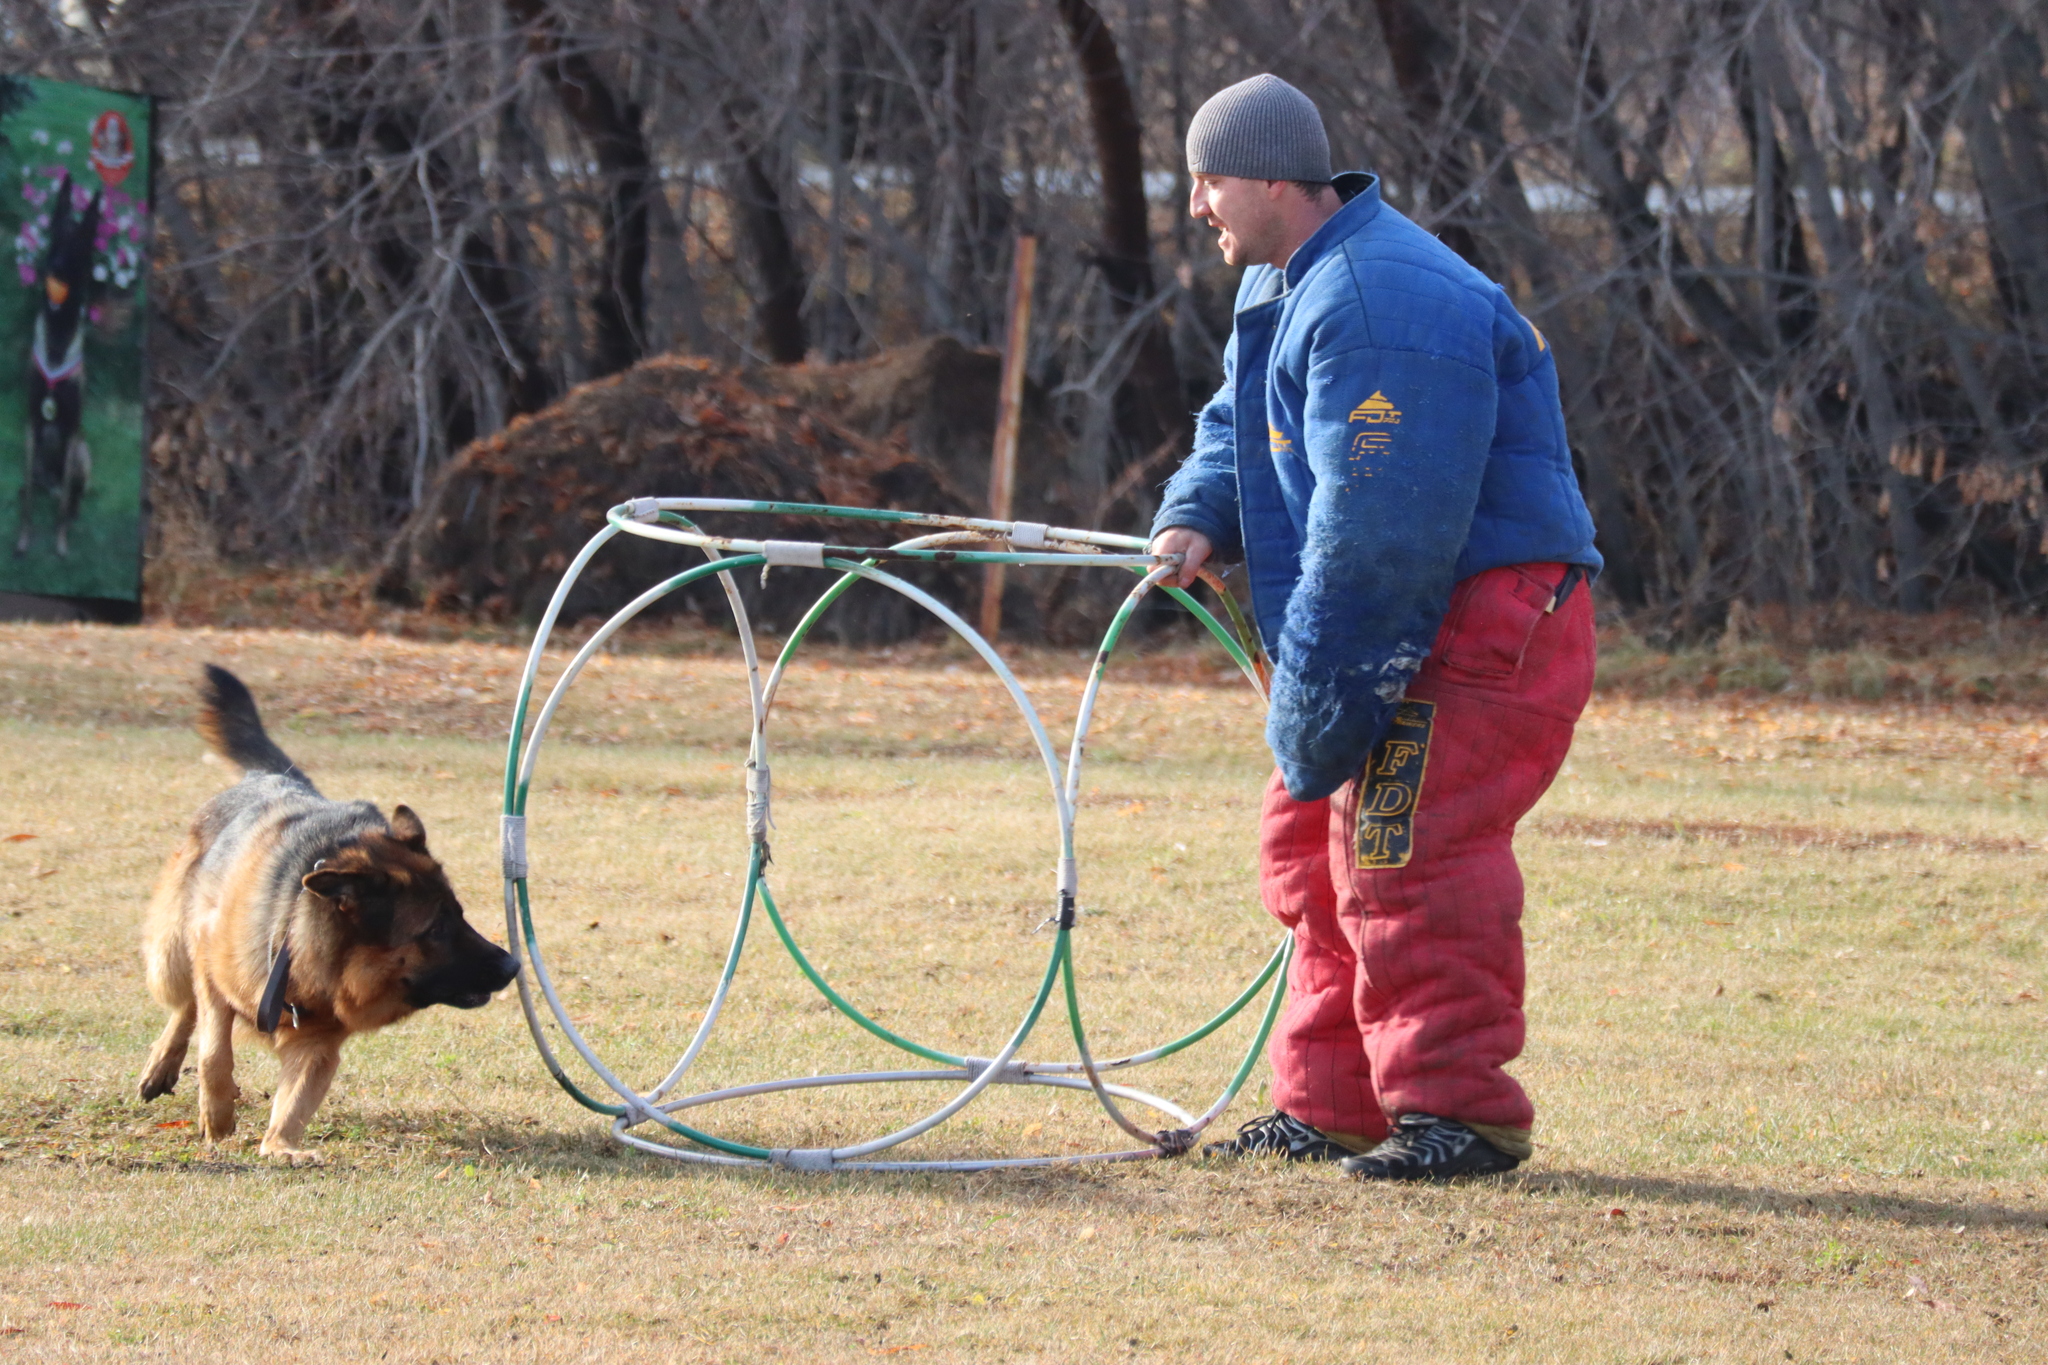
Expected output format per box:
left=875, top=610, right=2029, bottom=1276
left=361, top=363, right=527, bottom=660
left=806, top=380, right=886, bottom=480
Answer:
left=256, top=942, right=294, bottom=1034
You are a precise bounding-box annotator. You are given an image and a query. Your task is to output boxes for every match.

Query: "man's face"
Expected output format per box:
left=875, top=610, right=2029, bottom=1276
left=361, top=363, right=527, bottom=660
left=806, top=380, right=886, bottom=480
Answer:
left=1190, top=174, right=1285, bottom=268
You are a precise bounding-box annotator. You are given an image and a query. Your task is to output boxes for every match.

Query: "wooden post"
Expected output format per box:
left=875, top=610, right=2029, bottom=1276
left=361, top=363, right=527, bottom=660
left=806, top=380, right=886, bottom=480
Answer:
left=980, top=232, right=1038, bottom=642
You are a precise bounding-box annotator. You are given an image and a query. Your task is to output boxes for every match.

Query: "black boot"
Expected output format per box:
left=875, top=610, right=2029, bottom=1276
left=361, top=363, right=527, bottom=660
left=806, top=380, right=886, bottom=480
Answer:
left=1201, top=1111, right=1354, bottom=1161
left=1338, top=1113, right=1519, bottom=1181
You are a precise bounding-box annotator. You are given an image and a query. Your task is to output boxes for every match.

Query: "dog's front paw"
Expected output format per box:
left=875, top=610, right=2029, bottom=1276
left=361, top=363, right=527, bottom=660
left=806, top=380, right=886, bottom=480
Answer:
left=259, top=1139, right=325, bottom=1167
left=200, top=1109, right=238, bottom=1143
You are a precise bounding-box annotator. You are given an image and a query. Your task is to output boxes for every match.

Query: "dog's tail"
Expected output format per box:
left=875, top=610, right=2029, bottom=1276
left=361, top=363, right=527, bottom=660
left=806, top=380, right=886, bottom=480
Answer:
left=197, top=665, right=312, bottom=787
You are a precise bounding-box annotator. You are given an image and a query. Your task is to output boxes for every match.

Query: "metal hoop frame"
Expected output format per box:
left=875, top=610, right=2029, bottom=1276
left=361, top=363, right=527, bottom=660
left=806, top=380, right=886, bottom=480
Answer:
left=500, top=498, right=1290, bottom=1172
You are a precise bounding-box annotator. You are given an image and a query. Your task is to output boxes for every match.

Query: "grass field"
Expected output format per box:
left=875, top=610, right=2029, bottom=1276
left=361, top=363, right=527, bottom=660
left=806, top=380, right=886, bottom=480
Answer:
left=1, top=621, right=2044, bottom=1362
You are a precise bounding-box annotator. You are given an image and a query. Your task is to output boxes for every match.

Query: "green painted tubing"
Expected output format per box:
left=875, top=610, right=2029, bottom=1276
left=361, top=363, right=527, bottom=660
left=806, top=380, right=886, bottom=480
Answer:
left=758, top=558, right=1278, bottom=1076
left=1112, top=936, right=1289, bottom=1066
left=506, top=505, right=1279, bottom=1164
left=515, top=879, right=627, bottom=1118
left=1054, top=935, right=1166, bottom=1147
left=755, top=876, right=974, bottom=1069
left=828, top=922, right=1068, bottom=1161
left=773, top=562, right=870, bottom=661
left=502, top=687, right=532, bottom=815
left=515, top=869, right=772, bottom=1159
left=1157, top=582, right=1255, bottom=678
left=1216, top=935, right=1294, bottom=1112
left=507, top=555, right=769, bottom=817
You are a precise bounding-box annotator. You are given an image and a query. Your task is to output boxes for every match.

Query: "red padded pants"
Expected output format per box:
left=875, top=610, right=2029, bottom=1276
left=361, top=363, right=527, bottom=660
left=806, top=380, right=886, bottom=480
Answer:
left=1259, top=562, right=1595, bottom=1144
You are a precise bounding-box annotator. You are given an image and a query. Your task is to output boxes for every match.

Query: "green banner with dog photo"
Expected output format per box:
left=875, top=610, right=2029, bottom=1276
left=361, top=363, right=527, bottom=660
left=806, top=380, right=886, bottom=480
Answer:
left=0, top=75, right=150, bottom=603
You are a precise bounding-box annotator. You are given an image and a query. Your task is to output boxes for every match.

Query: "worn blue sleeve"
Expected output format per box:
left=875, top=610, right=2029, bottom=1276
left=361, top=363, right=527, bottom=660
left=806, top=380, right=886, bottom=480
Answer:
left=1266, top=342, right=1498, bottom=801
left=1150, top=332, right=1242, bottom=557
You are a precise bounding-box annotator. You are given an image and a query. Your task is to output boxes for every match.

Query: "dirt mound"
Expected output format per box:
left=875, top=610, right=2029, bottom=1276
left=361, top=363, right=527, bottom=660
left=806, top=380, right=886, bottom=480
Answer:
left=757, top=334, right=1071, bottom=519
left=377, top=352, right=1007, bottom=642
left=381, top=340, right=1095, bottom=643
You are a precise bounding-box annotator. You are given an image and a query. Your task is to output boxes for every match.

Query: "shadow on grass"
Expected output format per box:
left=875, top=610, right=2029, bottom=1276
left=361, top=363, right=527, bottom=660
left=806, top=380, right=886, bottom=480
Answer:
left=1519, top=1167, right=2048, bottom=1231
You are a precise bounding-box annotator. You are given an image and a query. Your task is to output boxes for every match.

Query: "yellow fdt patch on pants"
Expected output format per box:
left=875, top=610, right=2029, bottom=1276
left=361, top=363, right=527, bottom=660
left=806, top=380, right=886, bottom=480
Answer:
left=1355, top=699, right=1434, bottom=869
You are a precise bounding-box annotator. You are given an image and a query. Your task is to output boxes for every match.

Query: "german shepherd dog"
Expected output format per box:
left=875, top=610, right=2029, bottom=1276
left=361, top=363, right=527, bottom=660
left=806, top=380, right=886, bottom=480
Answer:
left=137, top=667, right=518, bottom=1164
left=16, top=172, right=100, bottom=559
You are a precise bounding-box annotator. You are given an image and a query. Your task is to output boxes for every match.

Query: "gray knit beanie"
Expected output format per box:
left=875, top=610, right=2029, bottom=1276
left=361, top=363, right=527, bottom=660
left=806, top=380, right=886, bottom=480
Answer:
left=1186, top=74, right=1331, bottom=183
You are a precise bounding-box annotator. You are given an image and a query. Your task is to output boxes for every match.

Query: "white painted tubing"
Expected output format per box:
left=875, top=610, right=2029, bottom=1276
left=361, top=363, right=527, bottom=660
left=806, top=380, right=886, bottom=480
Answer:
left=508, top=506, right=1279, bottom=1171
left=515, top=550, right=1075, bottom=1158
left=648, top=542, right=764, bottom=1104
left=608, top=1068, right=1194, bottom=1173
left=611, top=497, right=1152, bottom=553
left=512, top=557, right=767, bottom=1121
left=646, top=1068, right=1197, bottom=1128
left=1059, top=565, right=1184, bottom=1145
left=608, top=1115, right=1163, bottom=1172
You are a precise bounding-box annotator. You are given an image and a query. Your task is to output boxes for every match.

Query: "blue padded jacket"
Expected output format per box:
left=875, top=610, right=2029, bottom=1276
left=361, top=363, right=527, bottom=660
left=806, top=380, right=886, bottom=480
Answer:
left=1153, top=173, right=1600, bottom=802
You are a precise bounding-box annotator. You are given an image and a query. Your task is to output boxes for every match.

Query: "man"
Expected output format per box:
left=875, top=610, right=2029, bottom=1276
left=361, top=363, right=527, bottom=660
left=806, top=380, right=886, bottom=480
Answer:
left=1151, top=74, right=1600, bottom=1181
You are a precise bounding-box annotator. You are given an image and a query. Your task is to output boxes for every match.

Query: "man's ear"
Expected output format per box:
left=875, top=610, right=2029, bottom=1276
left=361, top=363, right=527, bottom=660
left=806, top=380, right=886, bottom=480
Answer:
left=388, top=805, right=429, bottom=852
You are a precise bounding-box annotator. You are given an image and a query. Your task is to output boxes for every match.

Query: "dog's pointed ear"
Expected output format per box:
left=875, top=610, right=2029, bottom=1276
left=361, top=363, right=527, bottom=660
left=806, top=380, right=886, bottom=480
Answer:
left=302, top=866, right=353, bottom=902
left=302, top=863, right=388, bottom=905
left=303, top=861, right=396, bottom=944
left=389, top=805, right=429, bottom=852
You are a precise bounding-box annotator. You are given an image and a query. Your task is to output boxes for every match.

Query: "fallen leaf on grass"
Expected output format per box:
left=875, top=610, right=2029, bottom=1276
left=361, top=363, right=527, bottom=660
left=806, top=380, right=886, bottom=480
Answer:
left=1076, top=1226, right=1097, bottom=1241
left=1723, top=862, right=1747, bottom=872
left=4, top=833, right=36, bottom=842
left=528, top=1177, right=542, bottom=1190
left=155, top=1121, right=191, bottom=1130
left=31, top=866, right=57, bottom=879
left=544, top=1313, right=562, bottom=1323
left=870, top=1347, right=927, bottom=1356
left=1021, top=1123, right=1043, bottom=1139
left=1602, top=1208, right=1627, bottom=1220
left=47, top=1303, right=85, bottom=1311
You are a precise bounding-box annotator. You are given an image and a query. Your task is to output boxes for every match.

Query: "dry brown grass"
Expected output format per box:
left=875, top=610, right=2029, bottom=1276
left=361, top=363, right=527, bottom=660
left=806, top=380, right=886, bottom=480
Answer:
left=1, top=622, right=2044, bottom=1362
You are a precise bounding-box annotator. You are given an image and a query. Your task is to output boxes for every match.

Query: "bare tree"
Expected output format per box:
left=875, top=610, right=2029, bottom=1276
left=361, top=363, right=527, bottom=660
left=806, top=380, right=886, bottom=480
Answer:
left=7, top=0, right=2046, bottom=631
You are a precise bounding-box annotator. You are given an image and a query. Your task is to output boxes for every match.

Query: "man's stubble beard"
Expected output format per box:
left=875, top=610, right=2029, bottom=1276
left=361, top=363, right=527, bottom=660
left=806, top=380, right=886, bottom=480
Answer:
left=1214, top=205, right=1283, bottom=270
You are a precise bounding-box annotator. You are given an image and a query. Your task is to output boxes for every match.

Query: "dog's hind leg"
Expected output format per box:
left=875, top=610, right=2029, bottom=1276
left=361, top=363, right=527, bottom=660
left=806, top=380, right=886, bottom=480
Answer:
left=138, top=1003, right=195, bottom=1101
left=138, top=843, right=199, bottom=1100
left=13, top=420, right=31, bottom=557
left=55, top=434, right=87, bottom=558
left=193, top=976, right=240, bottom=1143
left=259, top=1031, right=341, bottom=1166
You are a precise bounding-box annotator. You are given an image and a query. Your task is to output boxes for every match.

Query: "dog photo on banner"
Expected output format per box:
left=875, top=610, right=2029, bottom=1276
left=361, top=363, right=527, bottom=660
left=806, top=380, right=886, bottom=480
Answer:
left=0, top=74, right=150, bottom=607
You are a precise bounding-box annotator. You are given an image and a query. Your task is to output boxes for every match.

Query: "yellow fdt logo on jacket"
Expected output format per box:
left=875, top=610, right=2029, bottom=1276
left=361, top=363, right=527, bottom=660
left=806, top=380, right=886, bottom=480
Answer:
left=1349, top=391, right=1402, bottom=424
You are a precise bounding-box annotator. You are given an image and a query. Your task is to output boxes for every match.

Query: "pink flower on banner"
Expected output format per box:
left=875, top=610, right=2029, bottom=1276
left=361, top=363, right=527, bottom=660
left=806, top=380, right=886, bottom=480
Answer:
left=17, top=264, right=34, bottom=286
